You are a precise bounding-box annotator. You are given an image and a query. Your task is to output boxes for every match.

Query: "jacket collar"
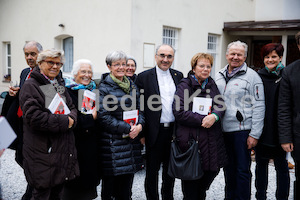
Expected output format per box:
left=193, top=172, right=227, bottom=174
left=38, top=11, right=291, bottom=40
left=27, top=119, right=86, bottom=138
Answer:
left=219, top=63, right=248, bottom=78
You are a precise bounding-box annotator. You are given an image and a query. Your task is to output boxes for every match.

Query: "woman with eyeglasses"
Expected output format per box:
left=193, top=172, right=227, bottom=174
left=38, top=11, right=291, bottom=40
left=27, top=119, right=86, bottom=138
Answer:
left=19, top=49, right=79, bottom=199
left=172, top=53, right=227, bottom=199
left=63, top=59, right=101, bottom=200
left=98, top=51, right=145, bottom=200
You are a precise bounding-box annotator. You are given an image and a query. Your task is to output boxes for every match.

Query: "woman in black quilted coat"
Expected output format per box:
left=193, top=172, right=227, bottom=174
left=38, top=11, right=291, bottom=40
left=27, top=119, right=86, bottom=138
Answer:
left=98, top=51, right=145, bottom=200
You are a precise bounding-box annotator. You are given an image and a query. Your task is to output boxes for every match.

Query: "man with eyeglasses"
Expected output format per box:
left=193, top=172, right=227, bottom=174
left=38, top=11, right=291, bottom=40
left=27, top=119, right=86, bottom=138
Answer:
left=1, top=41, right=43, bottom=200
left=136, top=44, right=183, bottom=200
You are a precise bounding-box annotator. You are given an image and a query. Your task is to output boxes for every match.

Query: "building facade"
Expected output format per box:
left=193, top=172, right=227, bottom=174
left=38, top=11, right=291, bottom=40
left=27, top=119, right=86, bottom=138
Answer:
left=0, top=0, right=299, bottom=90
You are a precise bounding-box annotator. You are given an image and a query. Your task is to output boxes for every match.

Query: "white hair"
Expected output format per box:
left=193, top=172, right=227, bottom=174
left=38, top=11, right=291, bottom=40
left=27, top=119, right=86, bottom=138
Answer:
left=226, top=40, right=248, bottom=57
left=71, top=59, right=94, bottom=77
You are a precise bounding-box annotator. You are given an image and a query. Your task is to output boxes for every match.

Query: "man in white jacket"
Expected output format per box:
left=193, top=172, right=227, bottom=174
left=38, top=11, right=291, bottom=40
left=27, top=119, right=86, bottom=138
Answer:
left=215, top=40, right=265, bottom=200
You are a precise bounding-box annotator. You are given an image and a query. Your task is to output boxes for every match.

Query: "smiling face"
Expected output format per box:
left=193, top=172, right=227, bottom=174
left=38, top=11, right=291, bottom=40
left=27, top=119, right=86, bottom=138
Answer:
left=39, top=57, right=62, bottom=80
left=24, top=45, right=39, bottom=68
left=155, top=45, right=174, bottom=71
left=74, top=64, right=93, bottom=85
left=264, top=50, right=282, bottom=71
left=193, top=58, right=212, bottom=82
left=125, top=59, right=136, bottom=77
left=226, top=45, right=246, bottom=71
left=108, top=59, right=126, bottom=81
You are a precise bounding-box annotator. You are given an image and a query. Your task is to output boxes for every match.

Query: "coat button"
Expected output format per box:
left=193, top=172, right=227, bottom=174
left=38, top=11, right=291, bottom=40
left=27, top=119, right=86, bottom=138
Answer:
left=65, top=177, right=68, bottom=181
left=70, top=154, right=73, bottom=157
left=86, top=130, right=89, bottom=133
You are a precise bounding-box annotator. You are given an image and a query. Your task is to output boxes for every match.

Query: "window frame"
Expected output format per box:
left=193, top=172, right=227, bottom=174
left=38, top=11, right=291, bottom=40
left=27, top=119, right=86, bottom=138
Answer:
left=162, top=26, right=179, bottom=68
left=207, top=34, right=219, bottom=78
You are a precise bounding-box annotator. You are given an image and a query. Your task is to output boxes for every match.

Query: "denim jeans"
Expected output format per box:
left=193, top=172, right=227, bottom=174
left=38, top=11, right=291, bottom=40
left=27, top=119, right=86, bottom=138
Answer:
left=255, top=145, right=290, bottom=200
left=223, top=130, right=252, bottom=200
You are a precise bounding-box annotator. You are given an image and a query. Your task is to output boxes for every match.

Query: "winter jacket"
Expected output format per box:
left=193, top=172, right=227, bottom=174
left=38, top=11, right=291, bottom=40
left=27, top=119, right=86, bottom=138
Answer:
left=19, top=66, right=79, bottom=189
left=98, top=75, right=145, bottom=176
left=278, top=59, right=300, bottom=160
left=173, top=76, right=227, bottom=171
left=64, top=88, right=100, bottom=191
left=257, top=67, right=283, bottom=147
left=215, top=63, right=265, bottom=139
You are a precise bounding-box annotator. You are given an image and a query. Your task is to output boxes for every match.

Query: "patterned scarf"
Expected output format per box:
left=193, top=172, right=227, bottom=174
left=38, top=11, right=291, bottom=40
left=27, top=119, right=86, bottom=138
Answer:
left=265, top=62, right=285, bottom=76
left=191, top=74, right=208, bottom=89
left=64, top=77, right=96, bottom=91
left=110, top=73, right=130, bottom=94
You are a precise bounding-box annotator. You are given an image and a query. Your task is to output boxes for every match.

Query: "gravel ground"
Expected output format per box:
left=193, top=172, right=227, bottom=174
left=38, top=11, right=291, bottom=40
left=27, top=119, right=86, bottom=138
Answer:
left=0, top=149, right=295, bottom=200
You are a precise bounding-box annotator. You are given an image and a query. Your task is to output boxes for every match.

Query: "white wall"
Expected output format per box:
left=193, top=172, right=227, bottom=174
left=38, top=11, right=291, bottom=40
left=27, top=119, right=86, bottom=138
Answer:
left=255, top=0, right=300, bottom=21
left=0, top=0, right=132, bottom=84
left=131, top=0, right=256, bottom=76
left=0, top=0, right=257, bottom=88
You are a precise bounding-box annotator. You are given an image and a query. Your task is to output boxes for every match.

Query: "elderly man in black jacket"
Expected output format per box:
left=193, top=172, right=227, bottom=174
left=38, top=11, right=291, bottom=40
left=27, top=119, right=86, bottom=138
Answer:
left=278, top=31, right=300, bottom=200
left=1, top=41, right=43, bottom=200
left=136, top=44, right=183, bottom=200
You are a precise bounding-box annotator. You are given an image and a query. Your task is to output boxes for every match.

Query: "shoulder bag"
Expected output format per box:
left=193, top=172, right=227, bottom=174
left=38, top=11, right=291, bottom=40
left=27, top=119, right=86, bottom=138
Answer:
left=168, top=129, right=203, bottom=180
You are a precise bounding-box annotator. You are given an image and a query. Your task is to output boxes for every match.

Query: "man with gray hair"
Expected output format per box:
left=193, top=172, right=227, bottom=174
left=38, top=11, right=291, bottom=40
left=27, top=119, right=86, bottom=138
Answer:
left=1, top=40, right=43, bottom=200
left=215, top=40, right=265, bottom=200
left=136, top=44, right=183, bottom=200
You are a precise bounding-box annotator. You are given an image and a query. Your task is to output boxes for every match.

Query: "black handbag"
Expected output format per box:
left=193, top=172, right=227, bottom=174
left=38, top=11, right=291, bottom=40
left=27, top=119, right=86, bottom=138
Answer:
left=168, top=130, right=203, bottom=180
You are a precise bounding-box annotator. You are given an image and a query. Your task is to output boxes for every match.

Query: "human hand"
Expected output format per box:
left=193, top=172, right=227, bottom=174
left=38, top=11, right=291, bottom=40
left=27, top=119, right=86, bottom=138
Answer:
left=0, top=149, right=5, bottom=157
left=129, top=124, right=142, bottom=139
left=281, top=143, right=294, bottom=152
left=201, top=114, right=216, bottom=129
left=247, top=136, right=258, bottom=149
left=8, top=86, right=20, bottom=97
left=92, top=108, right=97, bottom=120
left=68, top=116, right=74, bottom=129
left=140, top=137, right=145, bottom=145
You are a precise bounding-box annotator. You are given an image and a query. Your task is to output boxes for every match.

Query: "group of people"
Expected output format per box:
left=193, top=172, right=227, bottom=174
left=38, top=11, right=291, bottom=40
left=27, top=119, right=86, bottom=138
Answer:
left=0, top=31, right=300, bottom=200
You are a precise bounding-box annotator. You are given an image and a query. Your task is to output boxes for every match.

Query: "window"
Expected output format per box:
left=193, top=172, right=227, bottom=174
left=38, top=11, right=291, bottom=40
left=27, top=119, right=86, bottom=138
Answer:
left=207, top=34, right=219, bottom=78
left=63, top=37, right=73, bottom=72
left=163, top=26, right=179, bottom=67
left=3, top=42, right=11, bottom=82
left=163, top=27, right=178, bottom=48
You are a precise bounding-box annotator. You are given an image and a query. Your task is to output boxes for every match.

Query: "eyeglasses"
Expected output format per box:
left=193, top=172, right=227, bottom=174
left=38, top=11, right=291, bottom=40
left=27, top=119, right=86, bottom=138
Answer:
left=25, top=52, right=37, bottom=57
left=197, top=64, right=212, bottom=69
left=79, top=70, right=93, bottom=75
left=43, top=60, right=63, bottom=68
left=157, top=54, right=173, bottom=59
left=111, top=63, right=126, bottom=68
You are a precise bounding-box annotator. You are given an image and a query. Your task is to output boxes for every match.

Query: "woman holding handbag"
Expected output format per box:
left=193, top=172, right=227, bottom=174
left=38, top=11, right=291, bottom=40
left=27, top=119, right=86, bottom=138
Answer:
left=172, top=53, right=227, bottom=199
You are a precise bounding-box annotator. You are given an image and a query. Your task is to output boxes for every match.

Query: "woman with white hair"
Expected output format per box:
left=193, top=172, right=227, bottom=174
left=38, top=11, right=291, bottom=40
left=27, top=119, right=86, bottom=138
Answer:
left=63, top=59, right=100, bottom=200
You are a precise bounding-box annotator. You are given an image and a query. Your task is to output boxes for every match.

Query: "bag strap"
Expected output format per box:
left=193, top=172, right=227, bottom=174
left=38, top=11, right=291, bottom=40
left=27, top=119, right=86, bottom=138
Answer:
left=172, top=123, right=200, bottom=143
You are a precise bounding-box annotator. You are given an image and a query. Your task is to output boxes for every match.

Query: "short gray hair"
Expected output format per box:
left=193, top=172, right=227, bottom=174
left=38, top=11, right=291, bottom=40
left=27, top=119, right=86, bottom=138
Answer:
left=127, top=55, right=137, bottom=68
left=37, top=49, right=65, bottom=64
left=155, top=44, right=176, bottom=55
left=71, top=59, right=94, bottom=76
left=226, top=40, right=248, bottom=57
left=23, top=41, right=43, bottom=52
left=105, top=51, right=127, bottom=66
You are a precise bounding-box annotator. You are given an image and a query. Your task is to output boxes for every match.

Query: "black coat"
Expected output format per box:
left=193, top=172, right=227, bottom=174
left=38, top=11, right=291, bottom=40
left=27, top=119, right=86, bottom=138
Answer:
left=98, top=75, right=145, bottom=176
left=257, top=68, right=283, bottom=147
left=19, top=66, right=79, bottom=189
left=173, top=76, right=227, bottom=171
left=278, top=59, right=300, bottom=160
left=135, top=67, right=183, bottom=147
left=1, top=68, right=30, bottom=159
left=65, top=88, right=100, bottom=191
